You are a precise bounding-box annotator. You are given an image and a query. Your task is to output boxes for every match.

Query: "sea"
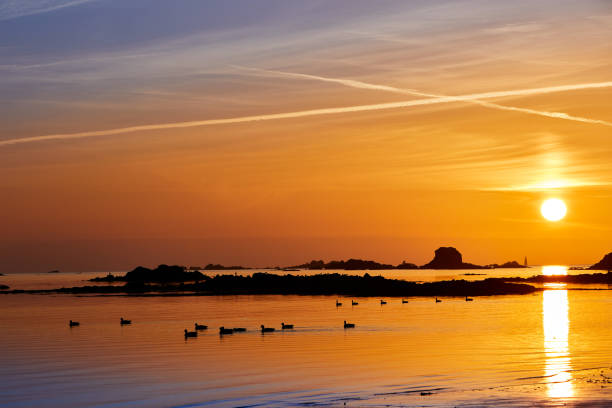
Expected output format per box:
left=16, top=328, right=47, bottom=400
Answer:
left=2, top=266, right=612, bottom=407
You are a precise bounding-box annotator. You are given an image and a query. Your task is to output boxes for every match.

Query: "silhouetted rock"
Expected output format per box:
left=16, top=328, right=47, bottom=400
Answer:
left=421, top=247, right=484, bottom=269
left=90, top=264, right=206, bottom=283
left=0, top=284, right=8, bottom=290
left=589, top=252, right=612, bottom=271
left=295, top=259, right=395, bottom=270
left=203, top=264, right=246, bottom=270
left=502, top=272, right=612, bottom=284
left=486, top=261, right=528, bottom=269
left=396, top=261, right=418, bottom=269
left=8, top=272, right=537, bottom=297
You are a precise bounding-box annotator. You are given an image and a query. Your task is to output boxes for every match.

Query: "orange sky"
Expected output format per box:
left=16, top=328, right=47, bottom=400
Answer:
left=1, top=1, right=611, bottom=272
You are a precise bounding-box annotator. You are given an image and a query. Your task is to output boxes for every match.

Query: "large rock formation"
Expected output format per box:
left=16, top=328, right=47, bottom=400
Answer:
left=589, top=252, right=612, bottom=271
left=421, top=247, right=484, bottom=269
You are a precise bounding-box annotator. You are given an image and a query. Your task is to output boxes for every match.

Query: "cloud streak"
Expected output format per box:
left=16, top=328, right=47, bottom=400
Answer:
left=2, top=79, right=612, bottom=147
left=0, top=0, right=96, bottom=21
left=241, top=67, right=612, bottom=128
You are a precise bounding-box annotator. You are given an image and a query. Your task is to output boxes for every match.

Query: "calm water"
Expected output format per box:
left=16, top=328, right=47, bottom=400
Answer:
left=2, top=268, right=612, bottom=407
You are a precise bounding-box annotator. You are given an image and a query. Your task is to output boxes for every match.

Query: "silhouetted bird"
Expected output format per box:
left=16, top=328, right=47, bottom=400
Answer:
left=351, top=300, right=359, bottom=306
left=380, top=299, right=387, bottom=305
left=281, top=322, right=294, bottom=329
left=261, top=325, right=275, bottom=333
left=120, top=317, right=131, bottom=325
left=219, top=327, right=234, bottom=335
left=194, top=323, right=208, bottom=330
left=232, top=327, right=246, bottom=332
left=69, top=320, right=80, bottom=327
left=435, top=297, right=442, bottom=303
left=344, top=320, right=355, bottom=329
left=402, top=299, right=409, bottom=304
left=465, top=296, right=474, bottom=302
left=184, top=329, right=197, bottom=338
left=336, top=300, right=342, bottom=307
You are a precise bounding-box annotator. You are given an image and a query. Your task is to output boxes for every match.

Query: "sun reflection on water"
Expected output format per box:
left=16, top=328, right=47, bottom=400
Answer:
left=543, top=286, right=573, bottom=399
left=542, top=265, right=568, bottom=276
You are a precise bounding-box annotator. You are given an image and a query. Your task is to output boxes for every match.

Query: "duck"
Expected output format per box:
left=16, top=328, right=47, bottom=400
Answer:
left=261, top=325, right=275, bottom=333
left=351, top=300, right=359, bottom=306
left=219, top=327, right=234, bottom=335
left=194, top=323, right=208, bottom=330
left=435, top=297, right=442, bottom=303
left=69, top=320, right=80, bottom=327
left=402, top=299, right=409, bottom=304
left=380, top=299, right=387, bottom=305
left=465, top=296, right=474, bottom=302
left=281, top=322, right=294, bottom=329
left=343, top=320, right=355, bottom=329
left=120, top=317, right=132, bottom=325
left=184, top=329, right=197, bottom=338
left=336, top=300, right=342, bottom=307
left=232, top=327, right=247, bottom=332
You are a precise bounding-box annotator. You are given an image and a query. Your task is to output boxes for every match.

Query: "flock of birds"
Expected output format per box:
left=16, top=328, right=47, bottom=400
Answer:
left=68, top=296, right=475, bottom=337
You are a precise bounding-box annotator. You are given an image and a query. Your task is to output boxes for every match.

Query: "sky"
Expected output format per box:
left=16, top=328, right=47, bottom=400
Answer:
left=1, top=0, right=611, bottom=272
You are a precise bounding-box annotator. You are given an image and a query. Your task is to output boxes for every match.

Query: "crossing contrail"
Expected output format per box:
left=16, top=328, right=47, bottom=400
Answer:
left=2, top=77, right=611, bottom=147
left=241, top=67, right=612, bottom=128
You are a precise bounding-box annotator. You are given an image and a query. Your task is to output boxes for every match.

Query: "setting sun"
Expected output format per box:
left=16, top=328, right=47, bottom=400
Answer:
left=541, top=198, right=567, bottom=222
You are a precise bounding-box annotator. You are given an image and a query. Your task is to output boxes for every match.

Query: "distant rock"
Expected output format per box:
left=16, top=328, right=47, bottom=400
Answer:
left=295, top=258, right=394, bottom=270
left=125, top=264, right=206, bottom=282
left=0, top=284, right=9, bottom=290
left=47, top=270, right=60, bottom=274
left=203, top=263, right=247, bottom=270
left=487, top=261, right=528, bottom=269
left=396, top=261, right=418, bottom=269
left=90, top=264, right=207, bottom=283
left=589, top=252, right=612, bottom=271
left=421, top=247, right=484, bottom=269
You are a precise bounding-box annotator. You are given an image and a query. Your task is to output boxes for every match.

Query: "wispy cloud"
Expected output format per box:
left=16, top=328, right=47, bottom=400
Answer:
left=240, top=67, right=612, bottom=128
left=0, top=0, right=96, bottom=21
left=2, top=80, right=612, bottom=147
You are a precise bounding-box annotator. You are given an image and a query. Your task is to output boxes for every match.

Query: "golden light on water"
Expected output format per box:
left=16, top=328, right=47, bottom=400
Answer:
left=541, top=198, right=567, bottom=222
left=543, top=287, right=573, bottom=399
left=542, top=265, right=568, bottom=276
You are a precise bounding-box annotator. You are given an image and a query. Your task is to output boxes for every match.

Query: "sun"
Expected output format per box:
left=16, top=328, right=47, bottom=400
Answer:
left=541, top=198, right=567, bottom=222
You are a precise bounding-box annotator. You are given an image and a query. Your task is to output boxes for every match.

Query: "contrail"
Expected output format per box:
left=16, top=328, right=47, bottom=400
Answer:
left=2, top=79, right=612, bottom=147
left=240, top=67, right=612, bottom=128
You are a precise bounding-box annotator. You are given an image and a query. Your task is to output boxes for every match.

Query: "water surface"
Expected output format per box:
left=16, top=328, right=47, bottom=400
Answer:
left=2, top=268, right=612, bottom=407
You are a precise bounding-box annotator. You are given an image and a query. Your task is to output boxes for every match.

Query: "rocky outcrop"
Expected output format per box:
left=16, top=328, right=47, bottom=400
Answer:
left=589, top=252, right=612, bottom=271
left=421, top=247, right=484, bottom=269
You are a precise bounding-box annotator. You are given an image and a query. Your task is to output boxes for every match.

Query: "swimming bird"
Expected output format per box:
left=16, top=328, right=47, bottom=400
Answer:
left=435, top=297, right=442, bottom=303
left=194, top=323, right=208, bottom=330
left=184, top=329, right=197, bottom=338
left=261, top=325, right=275, bottom=333
left=465, top=296, right=474, bottom=302
left=120, top=317, right=132, bottom=325
left=69, top=320, right=80, bottom=327
left=380, top=299, right=387, bottom=305
left=351, top=300, right=359, bottom=306
left=281, top=322, right=294, bottom=329
left=336, top=300, right=342, bottom=307
left=219, top=327, right=234, bottom=335
left=232, top=327, right=246, bottom=332
left=344, top=320, right=355, bottom=329
left=402, top=299, right=409, bottom=304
